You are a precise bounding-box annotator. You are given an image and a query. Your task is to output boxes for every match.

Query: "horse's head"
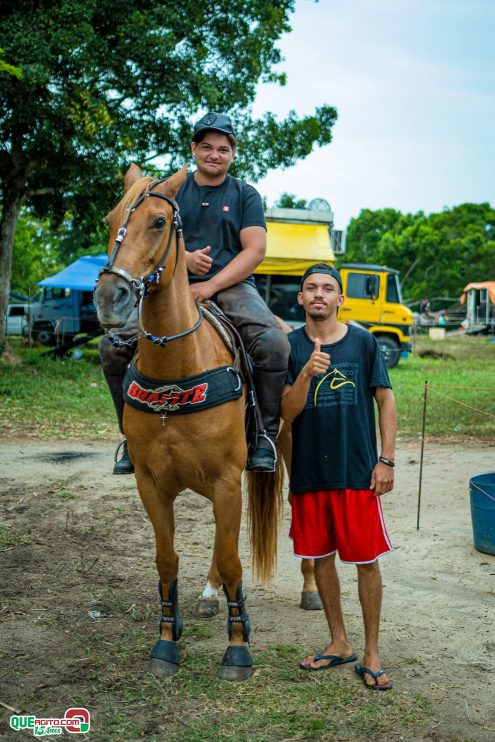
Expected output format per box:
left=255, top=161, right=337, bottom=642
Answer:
left=94, top=163, right=188, bottom=329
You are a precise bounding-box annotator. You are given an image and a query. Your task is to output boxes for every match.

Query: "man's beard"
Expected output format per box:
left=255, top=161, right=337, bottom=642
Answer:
left=307, top=307, right=329, bottom=320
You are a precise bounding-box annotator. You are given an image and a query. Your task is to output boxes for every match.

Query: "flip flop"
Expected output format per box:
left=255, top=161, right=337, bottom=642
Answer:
left=355, top=662, right=393, bottom=690
left=299, top=652, right=357, bottom=671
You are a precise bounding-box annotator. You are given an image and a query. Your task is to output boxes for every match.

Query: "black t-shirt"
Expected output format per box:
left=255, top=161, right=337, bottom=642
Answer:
left=176, top=172, right=266, bottom=284
left=286, top=324, right=392, bottom=493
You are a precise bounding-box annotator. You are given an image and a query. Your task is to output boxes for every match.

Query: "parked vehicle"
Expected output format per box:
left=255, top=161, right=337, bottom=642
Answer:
left=4, top=303, right=39, bottom=336
left=28, top=287, right=101, bottom=345
left=31, top=255, right=107, bottom=346
left=460, top=282, right=495, bottom=334
left=255, top=208, right=413, bottom=368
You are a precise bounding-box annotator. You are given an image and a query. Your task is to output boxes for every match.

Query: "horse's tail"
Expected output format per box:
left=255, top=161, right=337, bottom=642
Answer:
left=246, top=452, right=284, bottom=583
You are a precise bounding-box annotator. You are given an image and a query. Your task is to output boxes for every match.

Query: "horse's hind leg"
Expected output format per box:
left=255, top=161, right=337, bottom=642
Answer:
left=278, top=423, right=322, bottom=611
left=194, top=559, right=221, bottom=618
left=300, top=558, right=323, bottom=610
left=211, top=485, right=253, bottom=681
left=140, top=487, right=182, bottom=678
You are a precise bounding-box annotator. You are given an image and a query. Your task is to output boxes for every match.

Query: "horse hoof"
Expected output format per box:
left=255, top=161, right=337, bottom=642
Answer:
left=217, top=664, right=253, bottom=681
left=193, top=597, right=220, bottom=618
left=146, top=657, right=179, bottom=678
left=299, top=591, right=323, bottom=610
left=217, top=645, right=253, bottom=681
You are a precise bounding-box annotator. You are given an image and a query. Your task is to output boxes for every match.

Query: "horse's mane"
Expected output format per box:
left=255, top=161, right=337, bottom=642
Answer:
left=114, top=176, right=155, bottom=223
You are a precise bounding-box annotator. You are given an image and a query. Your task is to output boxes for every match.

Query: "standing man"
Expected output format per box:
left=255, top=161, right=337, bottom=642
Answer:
left=99, top=112, right=289, bottom=473
left=281, top=263, right=396, bottom=690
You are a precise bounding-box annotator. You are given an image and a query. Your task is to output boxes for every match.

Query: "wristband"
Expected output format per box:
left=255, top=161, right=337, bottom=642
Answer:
left=379, top=456, right=395, bottom=468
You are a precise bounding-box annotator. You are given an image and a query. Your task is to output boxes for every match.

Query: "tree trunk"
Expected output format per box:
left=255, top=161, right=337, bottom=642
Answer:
left=0, top=187, right=23, bottom=350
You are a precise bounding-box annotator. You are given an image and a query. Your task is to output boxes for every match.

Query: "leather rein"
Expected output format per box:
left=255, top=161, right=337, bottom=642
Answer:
left=97, top=178, right=203, bottom=347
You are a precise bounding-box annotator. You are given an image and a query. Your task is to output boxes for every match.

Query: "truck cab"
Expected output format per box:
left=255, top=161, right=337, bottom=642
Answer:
left=338, top=264, right=413, bottom=368
left=30, top=287, right=99, bottom=345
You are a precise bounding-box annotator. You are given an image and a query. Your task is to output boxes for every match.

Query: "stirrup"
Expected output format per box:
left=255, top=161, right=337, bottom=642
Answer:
left=113, top=439, right=134, bottom=475
left=246, top=433, right=277, bottom=472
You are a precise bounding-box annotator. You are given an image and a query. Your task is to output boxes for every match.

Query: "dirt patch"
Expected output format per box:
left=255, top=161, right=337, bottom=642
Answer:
left=0, top=438, right=494, bottom=740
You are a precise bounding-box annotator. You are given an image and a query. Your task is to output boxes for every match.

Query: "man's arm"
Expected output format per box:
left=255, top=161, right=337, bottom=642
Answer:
left=369, top=386, right=397, bottom=496
left=281, top=339, right=330, bottom=422
left=190, top=226, right=266, bottom=302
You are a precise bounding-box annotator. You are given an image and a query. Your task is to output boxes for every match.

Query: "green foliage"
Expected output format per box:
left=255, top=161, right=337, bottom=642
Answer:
left=275, top=192, right=308, bottom=209
left=10, top=208, right=107, bottom=295
left=0, top=1, right=337, bottom=236
left=344, top=204, right=495, bottom=300
left=10, top=212, right=65, bottom=294
left=0, top=48, right=22, bottom=79
left=0, top=1, right=338, bottom=348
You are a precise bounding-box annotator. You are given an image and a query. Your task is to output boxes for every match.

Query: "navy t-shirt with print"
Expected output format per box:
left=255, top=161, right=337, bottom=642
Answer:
left=286, top=324, right=392, bottom=493
left=176, top=172, right=266, bottom=284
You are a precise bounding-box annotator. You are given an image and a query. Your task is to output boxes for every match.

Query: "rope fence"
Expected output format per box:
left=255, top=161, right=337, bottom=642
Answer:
left=416, top=381, right=495, bottom=530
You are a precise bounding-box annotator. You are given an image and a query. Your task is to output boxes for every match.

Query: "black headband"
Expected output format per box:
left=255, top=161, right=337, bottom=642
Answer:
left=300, top=264, right=342, bottom=292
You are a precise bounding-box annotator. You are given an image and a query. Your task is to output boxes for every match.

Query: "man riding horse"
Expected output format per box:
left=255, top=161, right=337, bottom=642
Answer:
left=99, top=112, right=289, bottom=473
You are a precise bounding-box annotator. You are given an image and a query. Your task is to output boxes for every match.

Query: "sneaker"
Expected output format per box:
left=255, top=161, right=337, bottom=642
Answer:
left=246, top=437, right=277, bottom=473
left=113, top=440, right=134, bottom=475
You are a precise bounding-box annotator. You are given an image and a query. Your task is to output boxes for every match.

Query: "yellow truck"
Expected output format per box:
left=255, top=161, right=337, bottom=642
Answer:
left=255, top=207, right=413, bottom=368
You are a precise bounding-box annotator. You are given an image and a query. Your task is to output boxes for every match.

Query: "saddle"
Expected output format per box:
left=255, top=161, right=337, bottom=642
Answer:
left=202, top=300, right=265, bottom=454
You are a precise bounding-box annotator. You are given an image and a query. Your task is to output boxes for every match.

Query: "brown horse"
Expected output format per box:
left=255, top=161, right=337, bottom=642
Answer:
left=93, top=164, right=283, bottom=681
left=194, top=421, right=321, bottom=616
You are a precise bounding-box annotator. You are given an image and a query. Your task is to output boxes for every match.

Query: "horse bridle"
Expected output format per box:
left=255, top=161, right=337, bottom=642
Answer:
left=97, top=178, right=203, bottom=347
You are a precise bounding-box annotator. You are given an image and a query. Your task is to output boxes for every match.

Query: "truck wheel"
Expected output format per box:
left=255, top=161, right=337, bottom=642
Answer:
left=377, top=336, right=400, bottom=369
left=33, top=324, right=56, bottom=346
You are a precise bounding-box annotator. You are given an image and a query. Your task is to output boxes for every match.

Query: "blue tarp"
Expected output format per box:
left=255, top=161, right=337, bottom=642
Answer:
left=38, top=254, right=108, bottom=291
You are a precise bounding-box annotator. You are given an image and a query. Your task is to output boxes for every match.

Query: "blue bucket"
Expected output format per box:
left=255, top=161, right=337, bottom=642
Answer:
left=469, top=473, right=495, bottom=556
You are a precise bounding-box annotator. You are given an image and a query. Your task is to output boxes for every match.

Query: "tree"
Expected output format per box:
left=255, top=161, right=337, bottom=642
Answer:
left=10, top=212, right=65, bottom=295
left=0, top=48, right=22, bottom=80
left=345, top=208, right=415, bottom=263
left=344, top=204, right=495, bottom=301
left=275, top=192, right=308, bottom=209
left=0, top=0, right=338, bottom=348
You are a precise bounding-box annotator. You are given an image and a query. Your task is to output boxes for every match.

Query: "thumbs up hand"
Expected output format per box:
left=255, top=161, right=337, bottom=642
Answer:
left=303, top=338, right=331, bottom=379
left=187, top=245, right=213, bottom=275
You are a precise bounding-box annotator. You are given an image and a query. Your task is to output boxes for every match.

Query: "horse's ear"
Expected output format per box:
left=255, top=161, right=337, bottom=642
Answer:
left=124, top=163, right=143, bottom=192
left=162, top=164, right=189, bottom=198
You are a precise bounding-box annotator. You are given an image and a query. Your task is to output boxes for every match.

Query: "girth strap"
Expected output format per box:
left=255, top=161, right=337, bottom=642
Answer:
left=123, top=362, right=243, bottom=415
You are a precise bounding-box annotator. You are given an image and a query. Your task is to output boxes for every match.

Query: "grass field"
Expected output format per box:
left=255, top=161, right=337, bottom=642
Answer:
left=1, top=334, right=491, bottom=741
left=1, top=334, right=494, bottom=440
left=393, top=333, right=495, bottom=439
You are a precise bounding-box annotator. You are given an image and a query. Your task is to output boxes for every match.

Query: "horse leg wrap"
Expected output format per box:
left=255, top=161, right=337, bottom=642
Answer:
left=223, top=582, right=251, bottom=642
left=150, top=639, right=179, bottom=666
left=158, top=578, right=183, bottom=641
left=220, top=645, right=253, bottom=668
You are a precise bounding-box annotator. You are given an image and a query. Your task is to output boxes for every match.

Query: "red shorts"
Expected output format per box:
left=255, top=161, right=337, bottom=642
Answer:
left=290, top=489, right=393, bottom=564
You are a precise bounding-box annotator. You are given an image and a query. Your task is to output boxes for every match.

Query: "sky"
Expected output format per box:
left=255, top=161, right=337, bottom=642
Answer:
left=251, top=0, right=495, bottom=229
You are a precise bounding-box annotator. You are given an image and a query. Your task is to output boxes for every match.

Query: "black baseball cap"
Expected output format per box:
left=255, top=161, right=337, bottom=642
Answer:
left=192, top=112, right=237, bottom=142
left=300, top=263, right=343, bottom=292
